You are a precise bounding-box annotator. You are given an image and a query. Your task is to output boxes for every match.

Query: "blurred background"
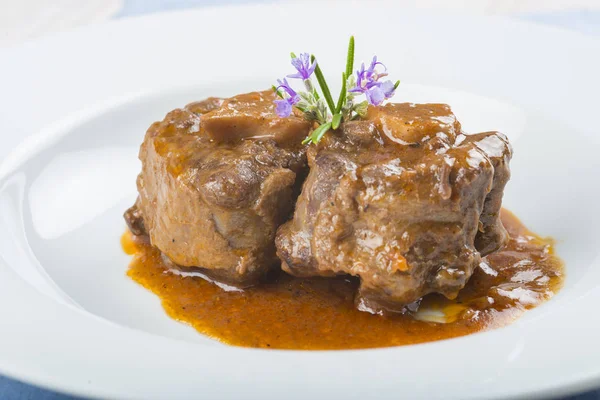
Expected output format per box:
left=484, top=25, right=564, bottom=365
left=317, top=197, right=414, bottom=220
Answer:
left=1, top=0, right=599, bottom=399
left=1, top=0, right=600, bottom=47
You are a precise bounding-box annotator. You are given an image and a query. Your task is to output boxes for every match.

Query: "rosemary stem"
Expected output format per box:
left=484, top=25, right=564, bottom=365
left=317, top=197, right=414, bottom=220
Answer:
left=311, top=54, right=336, bottom=114
left=335, top=72, right=347, bottom=114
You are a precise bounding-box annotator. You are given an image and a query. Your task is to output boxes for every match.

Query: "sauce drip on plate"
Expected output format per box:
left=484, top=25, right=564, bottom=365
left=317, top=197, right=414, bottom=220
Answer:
left=123, top=209, right=563, bottom=350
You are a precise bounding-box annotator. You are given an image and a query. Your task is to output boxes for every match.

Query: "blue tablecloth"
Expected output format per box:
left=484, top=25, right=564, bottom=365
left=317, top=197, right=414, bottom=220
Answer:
left=2, top=1, right=599, bottom=399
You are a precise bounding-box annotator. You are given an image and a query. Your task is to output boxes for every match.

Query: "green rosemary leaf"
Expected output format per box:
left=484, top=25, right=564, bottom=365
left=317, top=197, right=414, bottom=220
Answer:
left=304, top=79, right=320, bottom=101
left=298, top=91, right=313, bottom=102
left=335, top=72, right=347, bottom=114
left=345, top=36, right=355, bottom=78
left=302, top=136, right=312, bottom=145
left=332, top=113, right=342, bottom=130
left=311, top=54, right=336, bottom=114
left=394, top=80, right=400, bottom=90
left=312, top=121, right=333, bottom=144
left=272, top=85, right=284, bottom=98
left=354, top=100, right=369, bottom=118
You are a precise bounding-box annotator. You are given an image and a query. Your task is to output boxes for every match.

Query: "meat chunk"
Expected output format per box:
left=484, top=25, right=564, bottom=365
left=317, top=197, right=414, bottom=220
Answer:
left=366, top=103, right=460, bottom=145
left=124, top=199, right=146, bottom=236
left=201, top=91, right=311, bottom=144
left=276, top=103, right=512, bottom=313
left=127, top=91, right=309, bottom=287
left=466, top=132, right=512, bottom=255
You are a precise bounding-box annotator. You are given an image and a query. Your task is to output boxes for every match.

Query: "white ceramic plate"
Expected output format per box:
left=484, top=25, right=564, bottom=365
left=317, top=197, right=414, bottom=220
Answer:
left=1, top=3, right=599, bottom=399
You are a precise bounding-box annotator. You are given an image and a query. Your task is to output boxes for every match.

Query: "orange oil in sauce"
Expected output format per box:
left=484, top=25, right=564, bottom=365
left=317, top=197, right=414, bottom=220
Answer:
left=123, top=209, right=564, bottom=350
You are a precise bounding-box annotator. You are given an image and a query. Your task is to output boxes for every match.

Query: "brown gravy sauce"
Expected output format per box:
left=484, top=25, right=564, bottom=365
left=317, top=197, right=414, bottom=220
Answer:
left=122, top=209, right=564, bottom=350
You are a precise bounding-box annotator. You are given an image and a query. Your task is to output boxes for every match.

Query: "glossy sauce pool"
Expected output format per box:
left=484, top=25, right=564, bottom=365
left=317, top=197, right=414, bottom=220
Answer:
left=122, top=209, right=564, bottom=350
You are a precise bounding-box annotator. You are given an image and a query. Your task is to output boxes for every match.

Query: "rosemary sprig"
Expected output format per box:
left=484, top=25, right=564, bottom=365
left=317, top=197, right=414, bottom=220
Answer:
left=345, top=36, right=355, bottom=79
left=334, top=36, right=354, bottom=122
left=272, top=85, right=283, bottom=98
left=302, top=121, right=332, bottom=145
left=331, top=113, right=342, bottom=130
left=273, top=35, right=399, bottom=145
left=311, top=55, right=336, bottom=114
left=313, top=121, right=332, bottom=144
left=335, top=72, right=347, bottom=115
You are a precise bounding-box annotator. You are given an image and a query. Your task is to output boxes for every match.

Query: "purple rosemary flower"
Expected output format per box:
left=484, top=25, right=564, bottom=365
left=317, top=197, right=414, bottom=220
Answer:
left=366, top=56, right=387, bottom=80
left=349, top=56, right=395, bottom=106
left=364, top=80, right=396, bottom=106
left=287, top=53, right=317, bottom=80
left=274, top=78, right=300, bottom=117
